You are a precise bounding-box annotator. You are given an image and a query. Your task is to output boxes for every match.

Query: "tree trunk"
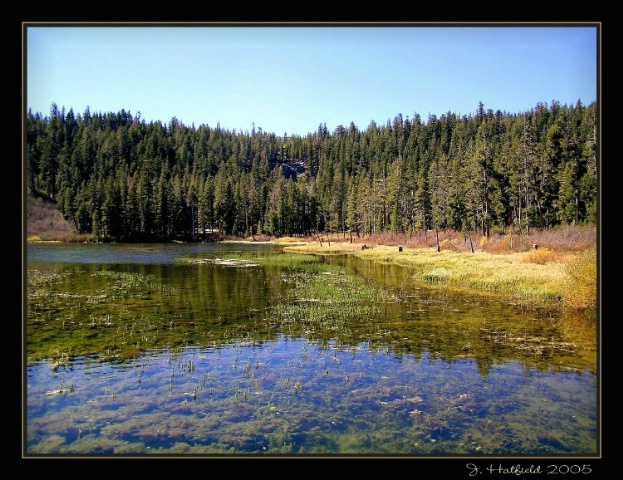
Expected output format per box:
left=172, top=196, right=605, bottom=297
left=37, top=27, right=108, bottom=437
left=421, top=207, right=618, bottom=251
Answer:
left=435, top=228, right=440, bottom=252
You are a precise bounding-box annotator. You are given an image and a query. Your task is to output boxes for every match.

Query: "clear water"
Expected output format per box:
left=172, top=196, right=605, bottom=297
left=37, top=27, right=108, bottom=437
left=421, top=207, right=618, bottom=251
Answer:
left=25, top=242, right=598, bottom=456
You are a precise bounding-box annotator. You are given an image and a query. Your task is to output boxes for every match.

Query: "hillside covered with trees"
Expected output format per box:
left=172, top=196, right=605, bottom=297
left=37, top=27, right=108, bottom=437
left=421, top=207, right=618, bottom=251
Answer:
left=26, top=100, right=597, bottom=242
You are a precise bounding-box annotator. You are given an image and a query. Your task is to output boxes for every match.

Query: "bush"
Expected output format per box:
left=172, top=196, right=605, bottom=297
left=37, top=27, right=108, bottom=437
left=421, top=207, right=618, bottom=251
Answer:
left=438, top=238, right=451, bottom=251
left=521, top=248, right=566, bottom=265
left=485, top=235, right=513, bottom=253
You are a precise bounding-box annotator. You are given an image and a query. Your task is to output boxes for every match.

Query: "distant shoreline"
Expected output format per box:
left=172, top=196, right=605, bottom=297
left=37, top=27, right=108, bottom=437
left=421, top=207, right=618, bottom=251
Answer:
left=26, top=193, right=596, bottom=313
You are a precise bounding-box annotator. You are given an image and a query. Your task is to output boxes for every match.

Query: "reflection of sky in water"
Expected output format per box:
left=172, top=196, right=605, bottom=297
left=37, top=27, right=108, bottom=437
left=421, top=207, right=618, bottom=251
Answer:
left=27, top=242, right=279, bottom=264
left=26, top=337, right=597, bottom=455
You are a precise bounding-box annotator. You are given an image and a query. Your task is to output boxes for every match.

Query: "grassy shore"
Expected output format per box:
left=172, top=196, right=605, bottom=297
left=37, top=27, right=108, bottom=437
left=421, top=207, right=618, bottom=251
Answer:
left=241, top=227, right=597, bottom=312
left=281, top=241, right=566, bottom=305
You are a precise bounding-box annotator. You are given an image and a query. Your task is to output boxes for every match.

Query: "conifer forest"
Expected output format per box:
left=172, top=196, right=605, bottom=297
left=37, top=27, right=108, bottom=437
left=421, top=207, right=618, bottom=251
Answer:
left=26, top=100, right=597, bottom=242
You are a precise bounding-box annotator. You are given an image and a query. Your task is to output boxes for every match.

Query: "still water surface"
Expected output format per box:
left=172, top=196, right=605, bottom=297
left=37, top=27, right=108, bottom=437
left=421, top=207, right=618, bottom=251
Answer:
left=25, top=242, right=598, bottom=456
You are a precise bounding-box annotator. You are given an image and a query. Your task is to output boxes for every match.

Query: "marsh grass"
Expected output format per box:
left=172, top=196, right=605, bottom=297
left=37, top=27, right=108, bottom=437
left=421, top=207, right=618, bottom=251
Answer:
left=281, top=225, right=599, bottom=309
left=421, top=268, right=452, bottom=283
left=27, top=269, right=180, bottom=361
left=284, top=243, right=569, bottom=307
left=270, top=263, right=395, bottom=339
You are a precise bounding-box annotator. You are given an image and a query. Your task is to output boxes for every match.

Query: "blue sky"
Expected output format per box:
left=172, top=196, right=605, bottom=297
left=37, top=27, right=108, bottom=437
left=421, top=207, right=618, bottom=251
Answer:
left=26, top=23, right=598, bottom=137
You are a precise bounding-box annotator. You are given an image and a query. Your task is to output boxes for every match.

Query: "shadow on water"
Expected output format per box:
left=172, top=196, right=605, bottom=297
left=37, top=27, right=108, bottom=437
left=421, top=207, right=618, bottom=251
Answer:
left=25, top=243, right=598, bottom=456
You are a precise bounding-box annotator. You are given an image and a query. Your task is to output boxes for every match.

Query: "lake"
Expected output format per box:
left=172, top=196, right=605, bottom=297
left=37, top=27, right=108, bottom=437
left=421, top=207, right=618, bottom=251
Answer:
left=25, top=242, right=598, bottom=456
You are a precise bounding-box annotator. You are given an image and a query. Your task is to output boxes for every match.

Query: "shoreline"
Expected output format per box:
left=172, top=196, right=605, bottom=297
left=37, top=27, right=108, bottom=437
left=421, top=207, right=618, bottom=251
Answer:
left=227, top=238, right=589, bottom=312
left=28, top=233, right=596, bottom=313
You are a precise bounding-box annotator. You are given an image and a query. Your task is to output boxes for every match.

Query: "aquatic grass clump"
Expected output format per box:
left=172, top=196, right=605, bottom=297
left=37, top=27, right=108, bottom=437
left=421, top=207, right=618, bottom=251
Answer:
left=27, top=269, right=72, bottom=289
left=93, top=271, right=177, bottom=295
left=270, top=265, right=396, bottom=339
left=246, top=252, right=324, bottom=269
left=177, top=252, right=322, bottom=269
left=421, top=268, right=451, bottom=283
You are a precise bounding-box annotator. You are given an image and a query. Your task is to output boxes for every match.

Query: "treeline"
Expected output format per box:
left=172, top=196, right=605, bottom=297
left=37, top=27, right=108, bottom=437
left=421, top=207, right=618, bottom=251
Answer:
left=26, top=100, right=597, bottom=242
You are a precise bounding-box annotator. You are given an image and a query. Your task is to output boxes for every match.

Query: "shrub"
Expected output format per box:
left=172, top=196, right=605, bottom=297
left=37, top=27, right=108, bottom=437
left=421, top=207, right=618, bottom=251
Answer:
left=485, top=235, right=512, bottom=254
left=521, top=248, right=566, bottom=265
left=528, top=224, right=596, bottom=252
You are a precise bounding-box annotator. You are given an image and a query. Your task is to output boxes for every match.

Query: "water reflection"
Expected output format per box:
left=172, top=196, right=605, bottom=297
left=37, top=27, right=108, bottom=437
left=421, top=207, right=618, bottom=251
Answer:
left=25, top=243, right=598, bottom=456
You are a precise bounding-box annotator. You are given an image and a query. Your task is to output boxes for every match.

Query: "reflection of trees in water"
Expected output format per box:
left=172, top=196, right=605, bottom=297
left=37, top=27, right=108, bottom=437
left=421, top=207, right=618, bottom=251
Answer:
left=27, top=258, right=596, bottom=377
left=326, top=255, right=597, bottom=376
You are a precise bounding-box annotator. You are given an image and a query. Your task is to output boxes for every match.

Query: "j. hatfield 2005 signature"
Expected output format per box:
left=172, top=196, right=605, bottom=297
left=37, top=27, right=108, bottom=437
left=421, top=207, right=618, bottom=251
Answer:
left=466, top=463, right=593, bottom=476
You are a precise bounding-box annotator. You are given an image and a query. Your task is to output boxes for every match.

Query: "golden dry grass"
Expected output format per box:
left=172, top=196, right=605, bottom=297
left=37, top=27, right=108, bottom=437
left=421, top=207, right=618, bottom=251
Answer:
left=282, top=240, right=581, bottom=307
left=271, top=225, right=597, bottom=309
left=560, top=247, right=597, bottom=310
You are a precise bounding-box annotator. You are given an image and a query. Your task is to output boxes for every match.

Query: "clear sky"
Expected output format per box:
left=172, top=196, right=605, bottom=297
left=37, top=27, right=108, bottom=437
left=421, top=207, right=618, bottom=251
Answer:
left=25, top=23, right=598, bottom=137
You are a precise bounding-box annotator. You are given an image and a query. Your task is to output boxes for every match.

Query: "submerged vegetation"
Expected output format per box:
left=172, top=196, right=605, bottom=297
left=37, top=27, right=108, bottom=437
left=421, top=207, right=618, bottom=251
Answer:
left=26, top=243, right=598, bottom=455
left=27, top=268, right=180, bottom=362
left=27, top=244, right=596, bottom=370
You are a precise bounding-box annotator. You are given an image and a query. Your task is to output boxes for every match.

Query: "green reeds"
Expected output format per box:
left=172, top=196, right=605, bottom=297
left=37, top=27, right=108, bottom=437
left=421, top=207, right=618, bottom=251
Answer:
left=269, top=264, right=393, bottom=340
